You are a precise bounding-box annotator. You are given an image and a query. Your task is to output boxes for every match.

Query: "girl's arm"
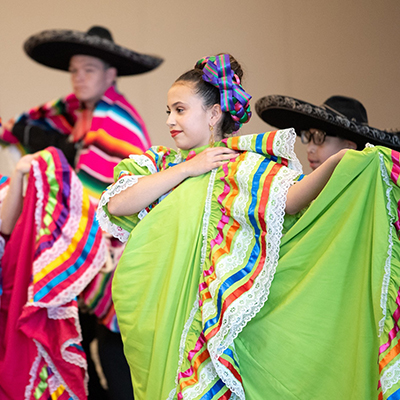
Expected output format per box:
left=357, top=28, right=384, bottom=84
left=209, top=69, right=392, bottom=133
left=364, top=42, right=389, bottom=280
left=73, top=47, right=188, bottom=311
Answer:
left=107, top=147, right=239, bottom=216
left=0, top=154, right=37, bottom=234
left=285, top=149, right=349, bottom=215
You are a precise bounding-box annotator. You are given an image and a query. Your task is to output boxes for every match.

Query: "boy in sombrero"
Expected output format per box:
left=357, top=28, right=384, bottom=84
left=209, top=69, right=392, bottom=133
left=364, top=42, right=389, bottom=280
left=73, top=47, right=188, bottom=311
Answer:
left=0, top=26, right=163, bottom=400
left=255, top=94, right=400, bottom=170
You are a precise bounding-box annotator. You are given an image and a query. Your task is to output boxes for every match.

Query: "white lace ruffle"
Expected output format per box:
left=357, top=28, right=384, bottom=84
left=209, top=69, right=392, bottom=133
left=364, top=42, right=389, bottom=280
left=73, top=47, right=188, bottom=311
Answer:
left=378, top=152, right=395, bottom=337
left=25, top=351, right=42, bottom=400
left=236, top=129, right=303, bottom=174
left=168, top=171, right=217, bottom=400
left=48, top=305, right=78, bottom=320
left=381, top=359, right=400, bottom=395
left=96, top=175, right=140, bottom=242
left=173, top=152, right=300, bottom=399
left=32, top=171, right=83, bottom=277
left=32, top=160, right=44, bottom=236
left=209, top=162, right=299, bottom=398
left=167, top=296, right=200, bottom=400
left=273, top=128, right=303, bottom=173
left=129, top=151, right=158, bottom=175
left=26, top=340, right=83, bottom=400
left=28, top=238, right=107, bottom=308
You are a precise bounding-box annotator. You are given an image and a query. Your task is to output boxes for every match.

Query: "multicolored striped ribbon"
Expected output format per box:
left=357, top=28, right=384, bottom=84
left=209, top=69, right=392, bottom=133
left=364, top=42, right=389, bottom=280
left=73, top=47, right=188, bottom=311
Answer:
left=197, top=54, right=252, bottom=132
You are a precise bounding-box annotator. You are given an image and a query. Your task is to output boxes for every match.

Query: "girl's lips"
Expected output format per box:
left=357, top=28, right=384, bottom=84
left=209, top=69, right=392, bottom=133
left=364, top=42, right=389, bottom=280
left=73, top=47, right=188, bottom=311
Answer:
left=170, top=130, right=182, bottom=138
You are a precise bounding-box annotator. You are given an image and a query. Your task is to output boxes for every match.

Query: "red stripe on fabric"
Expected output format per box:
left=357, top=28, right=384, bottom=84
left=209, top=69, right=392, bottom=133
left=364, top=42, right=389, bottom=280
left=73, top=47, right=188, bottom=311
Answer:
left=34, top=207, right=103, bottom=300
left=266, top=131, right=277, bottom=155
left=219, top=356, right=243, bottom=383
left=380, top=287, right=400, bottom=354
left=206, top=163, right=281, bottom=340
left=219, top=390, right=232, bottom=400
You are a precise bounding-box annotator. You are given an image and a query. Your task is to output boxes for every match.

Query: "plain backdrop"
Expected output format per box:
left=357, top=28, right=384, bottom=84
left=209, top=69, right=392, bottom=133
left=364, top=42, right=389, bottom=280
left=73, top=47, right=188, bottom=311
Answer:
left=1, top=0, right=399, bottom=173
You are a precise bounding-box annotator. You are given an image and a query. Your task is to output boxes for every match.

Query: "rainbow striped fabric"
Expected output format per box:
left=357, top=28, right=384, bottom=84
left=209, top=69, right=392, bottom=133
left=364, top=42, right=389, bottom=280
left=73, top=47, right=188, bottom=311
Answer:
left=2, top=85, right=151, bottom=202
left=0, top=147, right=106, bottom=399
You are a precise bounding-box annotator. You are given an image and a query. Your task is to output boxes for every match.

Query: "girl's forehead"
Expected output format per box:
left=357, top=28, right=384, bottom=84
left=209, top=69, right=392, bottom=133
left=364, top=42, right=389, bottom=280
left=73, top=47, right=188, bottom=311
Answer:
left=167, top=82, right=199, bottom=102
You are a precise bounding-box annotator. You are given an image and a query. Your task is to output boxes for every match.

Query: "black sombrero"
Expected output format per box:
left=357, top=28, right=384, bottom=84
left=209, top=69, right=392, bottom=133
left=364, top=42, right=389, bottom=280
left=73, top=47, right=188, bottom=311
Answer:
left=24, top=26, right=163, bottom=76
left=255, top=95, right=400, bottom=151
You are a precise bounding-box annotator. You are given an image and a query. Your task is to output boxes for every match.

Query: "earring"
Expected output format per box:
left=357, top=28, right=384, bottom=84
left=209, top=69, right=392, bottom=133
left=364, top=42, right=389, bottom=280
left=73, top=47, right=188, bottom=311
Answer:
left=209, top=125, right=215, bottom=147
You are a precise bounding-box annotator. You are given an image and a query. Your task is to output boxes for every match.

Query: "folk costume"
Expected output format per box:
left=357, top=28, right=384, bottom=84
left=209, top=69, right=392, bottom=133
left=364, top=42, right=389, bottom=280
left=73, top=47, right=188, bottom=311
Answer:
left=99, top=130, right=400, bottom=400
left=98, top=56, right=400, bottom=399
left=0, top=26, right=163, bottom=399
left=0, top=147, right=106, bottom=400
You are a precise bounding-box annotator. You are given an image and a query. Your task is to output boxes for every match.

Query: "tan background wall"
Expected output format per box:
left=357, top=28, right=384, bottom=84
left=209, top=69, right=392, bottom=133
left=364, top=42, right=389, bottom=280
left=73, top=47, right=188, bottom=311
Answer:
left=1, top=0, right=399, bottom=174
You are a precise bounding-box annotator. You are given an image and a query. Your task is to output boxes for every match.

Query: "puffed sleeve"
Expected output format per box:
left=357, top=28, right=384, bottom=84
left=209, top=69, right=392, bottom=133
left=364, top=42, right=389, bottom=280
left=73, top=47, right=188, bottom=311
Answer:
left=96, top=146, right=179, bottom=242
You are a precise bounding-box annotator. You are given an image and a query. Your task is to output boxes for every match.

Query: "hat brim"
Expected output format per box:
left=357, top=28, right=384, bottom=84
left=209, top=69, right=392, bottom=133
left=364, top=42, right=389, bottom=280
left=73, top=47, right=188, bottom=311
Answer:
left=24, top=29, right=163, bottom=76
left=255, top=95, right=400, bottom=151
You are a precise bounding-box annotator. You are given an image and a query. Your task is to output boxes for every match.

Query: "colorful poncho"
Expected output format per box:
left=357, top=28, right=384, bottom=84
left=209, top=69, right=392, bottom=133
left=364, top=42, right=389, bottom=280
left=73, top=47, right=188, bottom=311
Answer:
left=1, top=85, right=151, bottom=333
left=0, top=147, right=107, bottom=400
left=98, top=129, right=400, bottom=399
left=2, top=85, right=151, bottom=201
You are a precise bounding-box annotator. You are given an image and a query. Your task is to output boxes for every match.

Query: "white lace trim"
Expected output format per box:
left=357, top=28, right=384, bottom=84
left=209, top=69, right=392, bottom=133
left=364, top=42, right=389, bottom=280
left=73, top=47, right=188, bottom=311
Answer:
left=171, top=155, right=298, bottom=399
left=32, top=160, right=44, bottom=236
left=167, top=296, right=200, bottom=400
left=96, top=175, right=140, bottom=242
left=25, top=350, right=42, bottom=400
left=237, top=129, right=303, bottom=174
left=179, top=362, right=219, bottom=400
left=0, top=180, right=10, bottom=233
left=273, top=128, right=303, bottom=173
left=203, top=153, right=259, bottom=319
left=381, top=359, right=400, bottom=394
left=129, top=151, right=157, bottom=174
left=208, top=162, right=298, bottom=398
left=378, top=152, right=395, bottom=336
left=48, top=305, right=78, bottom=320
left=28, top=234, right=107, bottom=308
left=27, top=340, right=84, bottom=400
left=32, top=171, right=83, bottom=277
left=0, top=235, right=5, bottom=262
left=168, top=170, right=217, bottom=400
left=200, top=169, right=217, bottom=267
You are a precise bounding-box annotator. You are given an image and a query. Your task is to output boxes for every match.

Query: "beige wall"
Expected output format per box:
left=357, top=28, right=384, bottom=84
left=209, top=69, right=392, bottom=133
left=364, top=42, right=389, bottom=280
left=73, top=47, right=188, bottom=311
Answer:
left=1, top=0, right=399, bottom=174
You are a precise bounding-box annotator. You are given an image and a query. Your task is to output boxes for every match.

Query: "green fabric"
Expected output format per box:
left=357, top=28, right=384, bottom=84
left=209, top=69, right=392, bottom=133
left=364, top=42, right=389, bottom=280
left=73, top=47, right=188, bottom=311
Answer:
left=113, top=174, right=210, bottom=399
left=236, top=147, right=400, bottom=399
left=109, top=137, right=400, bottom=399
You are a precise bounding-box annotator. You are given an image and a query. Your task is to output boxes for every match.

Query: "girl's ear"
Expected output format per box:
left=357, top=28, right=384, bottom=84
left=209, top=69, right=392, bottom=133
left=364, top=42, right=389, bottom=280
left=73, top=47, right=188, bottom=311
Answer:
left=210, top=103, right=223, bottom=124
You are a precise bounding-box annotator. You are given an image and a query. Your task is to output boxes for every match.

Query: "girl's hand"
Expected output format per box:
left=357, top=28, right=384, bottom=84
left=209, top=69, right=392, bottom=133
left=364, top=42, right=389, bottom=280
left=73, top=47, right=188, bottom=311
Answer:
left=182, top=147, right=240, bottom=177
left=15, top=153, right=40, bottom=174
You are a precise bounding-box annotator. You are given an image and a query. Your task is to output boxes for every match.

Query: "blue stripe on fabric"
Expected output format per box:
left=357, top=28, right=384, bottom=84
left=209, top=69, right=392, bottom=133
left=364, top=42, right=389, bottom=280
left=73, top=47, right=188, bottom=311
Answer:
left=298, top=174, right=305, bottom=181
left=69, top=343, right=84, bottom=351
left=224, top=347, right=239, bottom=368
left=389, top=388, right=400, bottom=400
left=200, top=379, right=225, bottom=400
left=204, top=157, right=271, bottom=332
left=96, top=101, right=141, bottom=129
left=34, top=219, right=99, bottom=301
left=148, top=148, right=160, bottom=171
left=0, top=176, right=9, bottom=185
left=255, top=134, right=278, bottom=162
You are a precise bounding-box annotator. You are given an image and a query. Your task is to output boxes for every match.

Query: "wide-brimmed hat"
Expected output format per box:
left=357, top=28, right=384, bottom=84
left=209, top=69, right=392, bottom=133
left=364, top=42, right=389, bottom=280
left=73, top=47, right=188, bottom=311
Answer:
left=255, top=95, right=400, bottom=151
left=24, top=26, right=163, bottom=76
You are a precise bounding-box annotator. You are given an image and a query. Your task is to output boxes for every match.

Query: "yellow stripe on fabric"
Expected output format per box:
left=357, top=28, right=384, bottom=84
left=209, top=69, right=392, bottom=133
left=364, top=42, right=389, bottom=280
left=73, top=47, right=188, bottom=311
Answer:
left=50, top=385, right=66, bottom=399
left=33, top=192, right=90, bottom=283
left=85, top=128, right=144, bottom=156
